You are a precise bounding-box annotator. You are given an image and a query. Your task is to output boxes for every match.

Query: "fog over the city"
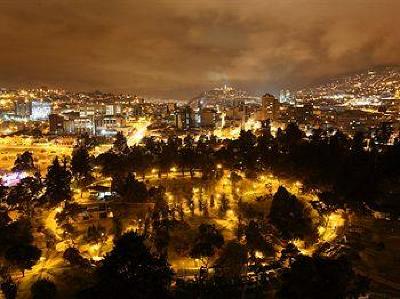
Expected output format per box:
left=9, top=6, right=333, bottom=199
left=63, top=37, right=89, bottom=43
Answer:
left=0, top=0, right=399, bottom=96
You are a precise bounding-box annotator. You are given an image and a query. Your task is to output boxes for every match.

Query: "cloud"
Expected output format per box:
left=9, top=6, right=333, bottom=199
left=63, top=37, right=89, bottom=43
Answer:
left=0, top=0, right=399, bottom=97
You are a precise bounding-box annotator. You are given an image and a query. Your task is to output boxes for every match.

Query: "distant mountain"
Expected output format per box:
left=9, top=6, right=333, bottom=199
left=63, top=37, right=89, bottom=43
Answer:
left=298, top=66, right=400, bottom=98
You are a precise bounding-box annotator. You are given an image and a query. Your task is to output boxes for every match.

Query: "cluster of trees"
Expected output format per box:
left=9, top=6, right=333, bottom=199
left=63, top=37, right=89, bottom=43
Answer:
left=1, top=124, right=385, bottom=298
left=7, top=121, right=395, bottom=218
left=190, top=224, right=224, bottom=267
left=278, top=255, right=369, bottom=298
left=80, top=231, right=173, bottom=299
left=0, top=149, right=85, bottom=299
left=4, top=122, right=400, bottom=215
left=63, top=247, right=91, bottom=268
left=0, top=218, right=41, bottom=277
left=95, top=132, right=221, bottom=184
left=269, top=186, right=319, bottom=240
left=0, top=154, right=73, bottom=212
left=0, top=216, right=42, bottom=299
left=74, top=227, right=368, bottom=299
left=91, top=122, right=400, bottom=215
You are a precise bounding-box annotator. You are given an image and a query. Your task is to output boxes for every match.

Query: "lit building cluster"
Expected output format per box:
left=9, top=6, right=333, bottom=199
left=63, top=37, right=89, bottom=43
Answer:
left=1, top=68, right=400, bottom=143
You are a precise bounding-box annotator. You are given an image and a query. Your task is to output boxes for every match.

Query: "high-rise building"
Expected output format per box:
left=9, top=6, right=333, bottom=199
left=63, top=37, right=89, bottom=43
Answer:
left=279, top=90, right=286, bottom=103
left=279, top=89, right=292, bottom=104
left=49, top=114, right=65, bottom=134
left=105, top=104, right=122, bottom=116
left=31, top=100, right=52, bottom=120
left=15, top=99, right=52, bottom=120
left=262, top=93, right=280, bottom=121
left=14, top=99, right=32, bottom=118
left=200, top=108, right=217, bottom=128
left=175, top=106, right=193, bottom=130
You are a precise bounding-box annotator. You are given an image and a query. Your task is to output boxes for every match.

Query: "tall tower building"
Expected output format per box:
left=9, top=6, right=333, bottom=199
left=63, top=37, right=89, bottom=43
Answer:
left=279, top=90, right=286, bottom=103
left=262, top=93, right=280, bottom=121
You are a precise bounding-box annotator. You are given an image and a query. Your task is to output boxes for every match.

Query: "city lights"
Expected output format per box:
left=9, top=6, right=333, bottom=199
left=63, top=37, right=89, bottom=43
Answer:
left=0, top=2, right=399, bottom=297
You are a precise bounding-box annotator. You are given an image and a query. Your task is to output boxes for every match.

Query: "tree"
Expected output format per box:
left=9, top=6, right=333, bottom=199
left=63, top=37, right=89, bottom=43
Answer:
left=284, top=122, right=304, bottom=152
left=61, top=223, right=78, bottom=244
left=1, top=280, right=17, bottom=299
left=44, top=157, right=72, bottom=205
left=112, top=217, right=123, bottom=239
left=87, top=231, right=173, bottom=299
left=0, top=218, right=34, bottom=255
left=269, top=186, right=318, bottom=240
left=31, top=279, right=57, bottom=299
left=63, top=248, right=90, bottom=268
left=158, top=141, right=177, bottom=177
left=0, top=185, right=8, bottom=205
left=12, top=151, right=35, bottom=172
left=0, top=209, right=11, bottom=227
left=86, top=225, right=106, bottom=244
left=352, top=131, right=365, bottom=153
left=55, top=202, right=82, bottom=226
left=215, top=241, right=247, bottom=278
left=237, top=130, right=257, bottom=170
left=96, top=152, right=129, bottom=178
left=115, top=173, right=148, bottom=202
left=277, top=256, right=369, bottom=299
left=6, top=177, right=41, bottom=215
left=245, top=220, right=275, bottom=258
left=5, top=244, right=41, bottom=276
left=153, top=225, right=170, bottom=258
left=6, top=183, right=31, bottom=212
left=219, top=194, right=229, bottom=215
left=190, top=224, right=224, bottom=267
left=128, top=146, right=151, bottom=180
left=113, top=132, right=128, bottom=153
left=71, top=146, right=93, bottom=190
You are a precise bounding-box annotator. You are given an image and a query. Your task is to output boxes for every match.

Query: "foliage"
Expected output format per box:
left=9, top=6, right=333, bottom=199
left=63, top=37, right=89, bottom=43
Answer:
left=12, top=151, right=35, bottom=172
left=190, top=224, right=224, bottom=266
left=71, top=145, right=93, bottom=187
left=44, top=157, right=72, bottom=205
left=114, top=173, right=148, bottom=202
left=0, top=218, right=34, bottom=255
left=6, top=176, right=42, bottom=214
left=85, top=231, right=173, bottom=299
left=269, top=186, right=318, bottom=240
left=214, top=241, right=247, bottom=278
left=31, top=279, right=57, bottom=299
left=1, top=280, right=17, bottom=299
left=55, top=202, right=83, bottom=226
left=277, top=256, right=369, bottom=299
left=63, top=247, right=90, bottom=268
left=112, top=132, right=128, bottom=154
left=245, top=220, right=275, bottom=257
left=5, top=244, right=41, bottom=276
left=86, top=225, right=106, bottom=244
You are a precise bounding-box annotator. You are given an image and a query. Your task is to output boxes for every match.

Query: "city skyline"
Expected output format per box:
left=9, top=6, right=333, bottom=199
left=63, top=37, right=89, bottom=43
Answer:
left=1, top=2, right=400, bottom=297
left=1, top=0, right=400, bottom=97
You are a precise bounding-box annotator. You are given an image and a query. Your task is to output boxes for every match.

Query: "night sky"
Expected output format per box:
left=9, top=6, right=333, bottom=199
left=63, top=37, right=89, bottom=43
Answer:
left=1, top=0, right=399, bottom=97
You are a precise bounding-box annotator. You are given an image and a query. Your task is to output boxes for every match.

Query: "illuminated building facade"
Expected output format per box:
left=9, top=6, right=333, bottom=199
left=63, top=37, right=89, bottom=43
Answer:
left=262, top=93, right=280, bottom=121
left=31, top=100, right=52, bottom=120
left=49, top=113, right=65, bottom=134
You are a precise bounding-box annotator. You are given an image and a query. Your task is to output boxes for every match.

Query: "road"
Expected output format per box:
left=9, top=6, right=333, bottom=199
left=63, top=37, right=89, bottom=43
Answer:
left=126, top=118, right=151, bottom=146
